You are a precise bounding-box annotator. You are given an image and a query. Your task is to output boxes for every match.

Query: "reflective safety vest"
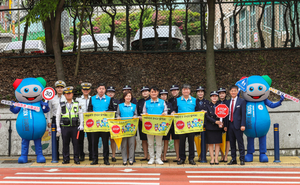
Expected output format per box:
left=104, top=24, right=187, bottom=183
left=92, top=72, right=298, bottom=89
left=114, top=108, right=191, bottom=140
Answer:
left=60, top=102, right=80, bottom=127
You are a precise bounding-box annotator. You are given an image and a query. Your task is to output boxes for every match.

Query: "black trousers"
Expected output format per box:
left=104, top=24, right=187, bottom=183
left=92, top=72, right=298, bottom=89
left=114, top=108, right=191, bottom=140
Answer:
left=78, top=131, right=85, bottom=157
left=179, top=133, right=195, bottom=161
left=52, top=116, right=60, bottom=158
left=92, top=131, right=110, bottom=161
left=87, top=132, right=93, bottom=158
left=228, top=122, right=245, bottom=161
left=61, top=126, right=79, bottom=161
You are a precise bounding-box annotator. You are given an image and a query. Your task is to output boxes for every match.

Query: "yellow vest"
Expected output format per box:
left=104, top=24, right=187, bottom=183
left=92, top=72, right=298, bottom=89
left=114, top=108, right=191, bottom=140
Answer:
left=61, top=102, right=79, bottom=127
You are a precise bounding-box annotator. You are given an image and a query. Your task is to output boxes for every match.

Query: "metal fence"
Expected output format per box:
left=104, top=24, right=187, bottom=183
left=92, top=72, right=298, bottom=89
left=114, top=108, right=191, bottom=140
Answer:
left=0, top=0, right=300, bottom=54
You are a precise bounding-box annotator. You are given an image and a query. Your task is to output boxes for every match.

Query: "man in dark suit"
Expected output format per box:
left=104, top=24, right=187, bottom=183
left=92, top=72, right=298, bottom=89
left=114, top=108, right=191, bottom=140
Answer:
left=224, top=85, right=246, bottom=165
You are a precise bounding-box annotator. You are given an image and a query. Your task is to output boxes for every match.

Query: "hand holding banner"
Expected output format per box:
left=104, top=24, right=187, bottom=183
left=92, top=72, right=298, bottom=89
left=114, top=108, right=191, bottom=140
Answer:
left=269, top=87, right=299, bottom=103
left=83, top=112, right=115, bottom=132
left=142, top=115, right=174, bottom=136
left=174, top=112, right=205, bottom=134
left=108, top=118, right=139, bottom=139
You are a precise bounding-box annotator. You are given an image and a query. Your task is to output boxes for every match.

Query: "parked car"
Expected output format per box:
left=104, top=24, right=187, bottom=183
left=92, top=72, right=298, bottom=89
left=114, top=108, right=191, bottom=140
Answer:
left=131, top=26, right=186, bottom=50
left=77, top=33, right=124, bottom=51
left=3, top=40, right=46, bottom=53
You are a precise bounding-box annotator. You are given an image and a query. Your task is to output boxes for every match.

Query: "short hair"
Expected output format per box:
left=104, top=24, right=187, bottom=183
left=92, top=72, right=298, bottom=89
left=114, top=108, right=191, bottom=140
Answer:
left=182, top=84, right=191, bottom=89
left=98, top=83, right=106, bottom=89
left=122, top=91, right=133, bottom=102
left=229, top=85, right=239, bottom=91
left=150, top=86, right=159, bottom=92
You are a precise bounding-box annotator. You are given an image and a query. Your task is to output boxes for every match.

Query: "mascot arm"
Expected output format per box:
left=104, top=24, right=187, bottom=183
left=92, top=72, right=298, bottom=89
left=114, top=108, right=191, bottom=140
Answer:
left=9, top=101, right=21, bottom=114
left=264, top=95, right=284, bottom=108
left=40, top=101, right=50, bottom=113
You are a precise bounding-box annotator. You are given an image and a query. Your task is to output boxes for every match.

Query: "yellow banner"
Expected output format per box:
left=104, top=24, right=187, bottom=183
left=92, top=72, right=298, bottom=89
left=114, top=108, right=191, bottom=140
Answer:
left=174, top=112, right=205, bottom=134
left=108, top=118, right=139, bottom=139
left=142, top=115, right=174, bottom=136
left=83, top=112, right=115, bottom=132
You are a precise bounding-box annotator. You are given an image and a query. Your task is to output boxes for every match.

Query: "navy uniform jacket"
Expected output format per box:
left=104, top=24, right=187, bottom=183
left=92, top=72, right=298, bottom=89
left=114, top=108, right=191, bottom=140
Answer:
left=224, top=97, right=246, bottom=130
left=111, top=98, right=120, bottom=112
left=204, top=102, right=223, bottom=131
left=137, top=97, right=151, bottom=116
left=168, top=95, right=180, bottom=107
left=119, top=97, right=138, bottom=105
left=217, top=99, right=228, bottom=105
left=196, top=98, right=209, bottom=111
left=166, top=101, right=173, bottom=115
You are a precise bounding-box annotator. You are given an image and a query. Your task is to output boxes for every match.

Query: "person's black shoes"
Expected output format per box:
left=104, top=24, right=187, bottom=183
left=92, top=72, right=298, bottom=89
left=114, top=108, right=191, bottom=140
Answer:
left=177, top=160, right=185, bottom=165
left=62, top=160, right=70, bottom=164
left=89, top=157, right=93, bottom=161
left=112, top=157, right=117, bottom=162
left=74, top=161, right=80, bottom=165
left=227, top=160, right=237, bottom=165
left=240, top=160, right=245, bottom=165
left=104, top=159, right=110, bottom=165
left=90, top=160, right=98, bottom=165
left=189, top=160, right=196, bottom=165
left=79, top=155, right=85, bottom=161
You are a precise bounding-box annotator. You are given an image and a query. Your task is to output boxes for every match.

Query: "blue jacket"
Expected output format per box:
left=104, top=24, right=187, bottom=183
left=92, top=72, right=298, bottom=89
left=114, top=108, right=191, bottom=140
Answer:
left=144, top=98, right=166, bottom=115
left=117, top=103, right=137, bottom=119
left=173, top=95, right=197, bottom=113
left=88, top=94, right=114, bottom=112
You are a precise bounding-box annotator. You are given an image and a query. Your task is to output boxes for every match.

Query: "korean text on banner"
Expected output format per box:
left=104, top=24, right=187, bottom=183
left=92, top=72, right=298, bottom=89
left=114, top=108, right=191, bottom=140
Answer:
left=83, top=112, right=115, bottom=132
left=174, top=112, right=205, bottom=134
left=142, top=115, right=174, bottom=136
left=108, top=118, right=139, bottom=139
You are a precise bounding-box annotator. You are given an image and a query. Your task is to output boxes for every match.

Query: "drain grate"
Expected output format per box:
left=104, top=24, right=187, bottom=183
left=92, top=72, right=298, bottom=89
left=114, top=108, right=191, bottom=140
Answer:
left=2, top=160, right=32, bottom=164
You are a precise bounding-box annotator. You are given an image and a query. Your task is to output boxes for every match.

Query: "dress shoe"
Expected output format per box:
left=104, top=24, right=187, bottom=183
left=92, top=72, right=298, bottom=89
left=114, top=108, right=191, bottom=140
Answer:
left=177, top=160, right=185, bottom=165
left=62, top=160, right=69, bottom=164
left=215, top=162, right=219, bottom=165
left=227, top=160, right=237, bottom=165
left=90, top=160, right=98, bottom=165
left=74, top=161, right=80, bottom=165
left=129, top=161, right=133, bottom=165
left=112, top=157, right=117, bottom=162
left=123, top=162, right=127, bottom=166
left=104, top=159, right=110, bottom=165
left=240, top=160, right=245, bottom=165
left=89, top=157, right=93, bottom=161
left=140, top=158, right=148, bottom=161
left=173, top=159, right=180, bottom=162
left=189, top=160, right=196, bottom=165
left=79, top=155, right=85, bottom=161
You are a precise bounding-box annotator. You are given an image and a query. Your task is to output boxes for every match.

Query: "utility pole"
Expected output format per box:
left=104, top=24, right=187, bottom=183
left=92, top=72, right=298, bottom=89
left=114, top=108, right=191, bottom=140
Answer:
left=18, top=0, right=20, bottom=41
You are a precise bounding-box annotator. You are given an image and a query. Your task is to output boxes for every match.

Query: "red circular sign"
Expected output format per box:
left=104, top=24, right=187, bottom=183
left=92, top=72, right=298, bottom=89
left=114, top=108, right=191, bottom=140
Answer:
left=215, top=104, right=229, bottom=118
left=144, top=122, right=152, bottom=130
left=112, top=125, right=120, bottom=134
left=86, top=119, right=94, bottom=128
left=176, top=120, right=185, bottom=130
left=42, top=87, right=55, bottom=101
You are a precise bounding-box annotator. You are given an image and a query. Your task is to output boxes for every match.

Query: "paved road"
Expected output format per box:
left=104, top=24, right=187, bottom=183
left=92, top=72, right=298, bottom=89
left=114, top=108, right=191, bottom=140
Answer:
left=1, top=167, right=300, bottom=185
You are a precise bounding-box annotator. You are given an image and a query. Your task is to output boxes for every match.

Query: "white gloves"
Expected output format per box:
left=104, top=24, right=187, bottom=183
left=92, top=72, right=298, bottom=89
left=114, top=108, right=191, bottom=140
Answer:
left=56, top=127, right=61, bottom=137
left=78, top=125, right=84, bottom=131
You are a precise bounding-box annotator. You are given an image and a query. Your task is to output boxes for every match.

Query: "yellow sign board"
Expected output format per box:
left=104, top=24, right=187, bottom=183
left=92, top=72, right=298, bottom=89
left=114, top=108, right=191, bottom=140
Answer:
left=142, top=115, right=174, bottom=136
left=108, top=118, right=139, bottom=139
left=174, top=112, right=205, bottom=134
left=83, top=112, right=115, bottom=132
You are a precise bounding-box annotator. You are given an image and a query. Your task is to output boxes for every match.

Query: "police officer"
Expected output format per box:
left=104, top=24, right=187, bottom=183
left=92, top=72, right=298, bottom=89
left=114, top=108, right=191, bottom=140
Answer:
left=168, top=85, right=180, bottom=162
left=196, top=86, right=209, bottom=111
left=137, top=86, right=150, bottom=161
left=106, top=86, right=119, bottom=162
left=75, top=82, right=92, bottom=161
left=160, top=89, right=173, bottom=162
left=88, top=83, right=114, bottom=165
left=217, top=87, right=230, bottom=163
left=172, top=84, right=197, bottom=165
left=56, top=86, right=83, bottom=165
left=47, top=80, right=67, bottom=160
left=119, top=85, right=138, bottom=104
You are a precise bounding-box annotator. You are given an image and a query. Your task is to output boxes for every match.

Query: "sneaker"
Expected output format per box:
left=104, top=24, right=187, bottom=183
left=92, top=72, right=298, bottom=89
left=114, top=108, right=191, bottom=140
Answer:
left=148, top=158, right=155, bottom=165
left=155, top=159, right=164, bottom=165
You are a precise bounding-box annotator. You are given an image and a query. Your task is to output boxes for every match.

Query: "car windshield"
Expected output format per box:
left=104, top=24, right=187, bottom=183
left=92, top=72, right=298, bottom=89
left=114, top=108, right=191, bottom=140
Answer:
left=5, top=41, right=41, bottom=50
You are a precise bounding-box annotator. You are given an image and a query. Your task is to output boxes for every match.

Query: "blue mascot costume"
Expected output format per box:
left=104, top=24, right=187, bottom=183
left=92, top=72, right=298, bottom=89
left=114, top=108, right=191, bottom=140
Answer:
left=10, top=77, right=50, bottom=163
left=238, top=75, right=284, bottom=163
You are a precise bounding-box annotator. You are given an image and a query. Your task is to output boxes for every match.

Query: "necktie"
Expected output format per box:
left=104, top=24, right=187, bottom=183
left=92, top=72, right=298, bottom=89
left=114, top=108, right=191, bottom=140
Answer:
left=230, top=99, right=234, bottom=122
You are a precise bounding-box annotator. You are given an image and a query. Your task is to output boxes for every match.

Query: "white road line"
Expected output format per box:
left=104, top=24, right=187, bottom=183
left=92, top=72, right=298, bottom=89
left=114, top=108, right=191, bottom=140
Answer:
left=186, top=171, right=300, bottom=174
left=16, top=173, right=160, bottom=176
left=188, top=175, right=300, bottom=179
left=4, top=177, right=159, bottom=181
left=0, top=181, right=159, bottom=185
left=189, top=181, right=300, bottom=184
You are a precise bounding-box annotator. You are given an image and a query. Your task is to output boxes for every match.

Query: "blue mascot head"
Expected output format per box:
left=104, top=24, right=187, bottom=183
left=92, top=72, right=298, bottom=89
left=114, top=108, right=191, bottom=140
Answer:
left=13, top=77, right=46, bottom=103
left=240, top=75, right=272, bottom=102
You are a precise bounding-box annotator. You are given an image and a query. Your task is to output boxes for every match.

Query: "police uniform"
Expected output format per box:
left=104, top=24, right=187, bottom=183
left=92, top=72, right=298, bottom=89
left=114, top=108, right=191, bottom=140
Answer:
left=204, top=91, right=223, bottom=144
left=168, top=85, right=180, bottom=140
left=107, top=86, right=120, bottom=111
left=88, top=85, right=114, bottom=165
left=137, top=86, right=150, bottom=141
left=56, top=87, right=83, bottom=164
left=75, top=83, right=92, bottom=161
left=47, top=80, right=66, bottom=160
left=119, top=85, right=138, bottom=104
left=217, top=87, right=229, bottom=142
left=160, top=89, right=173, bottom=141
left=195, top=86, right=209, bottom=111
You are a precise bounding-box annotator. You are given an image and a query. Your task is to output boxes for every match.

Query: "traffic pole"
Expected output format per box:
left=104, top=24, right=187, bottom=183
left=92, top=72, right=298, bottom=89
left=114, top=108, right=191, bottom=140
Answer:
left=273, top=123, right=281, bottom=163
left=200, top=128, right=207, bottom=163
left=51, top=123, right=58, bottom=163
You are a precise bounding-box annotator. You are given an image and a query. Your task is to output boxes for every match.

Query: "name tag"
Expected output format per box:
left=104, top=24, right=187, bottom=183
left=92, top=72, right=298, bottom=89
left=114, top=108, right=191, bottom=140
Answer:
left=237, top=105, right=240, bottom=108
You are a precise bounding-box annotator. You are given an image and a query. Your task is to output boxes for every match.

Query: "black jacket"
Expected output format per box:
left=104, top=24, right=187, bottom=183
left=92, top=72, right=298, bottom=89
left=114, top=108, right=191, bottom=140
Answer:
left=196, top=98, right=209, bottom=111
left=204, top=102, right=223, bottom=131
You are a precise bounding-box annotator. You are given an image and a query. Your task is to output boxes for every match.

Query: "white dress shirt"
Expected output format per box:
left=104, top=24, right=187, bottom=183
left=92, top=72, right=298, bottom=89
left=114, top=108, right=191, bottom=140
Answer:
left=47, top=94, right=66, bottom=123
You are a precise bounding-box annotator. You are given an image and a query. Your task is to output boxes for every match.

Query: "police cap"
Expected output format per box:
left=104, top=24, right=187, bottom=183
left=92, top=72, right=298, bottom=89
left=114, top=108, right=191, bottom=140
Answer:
left=170, top=85, right=179, bottom=91
left=196, top=86, right=205, bottom=92
left=210, top=91, right=219, bottom=96
left=55, top=80, right=66, bottom=88
left=122, top=85, right=132, bottom=90
left=140, top=86, right=150, bottom=92
left=159, top=89, right=168, bottom=95
left=63, top=86, right=74, bottom=94
left=81, top=82, right=92, bottom=90
left=107, top=86, right=116, bottom=92
left=217, top=87, right=226, bottom=93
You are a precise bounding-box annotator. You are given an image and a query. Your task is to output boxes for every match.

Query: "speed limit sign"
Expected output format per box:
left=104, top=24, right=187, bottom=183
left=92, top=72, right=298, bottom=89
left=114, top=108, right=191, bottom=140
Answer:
left=42, top=87, right=55, bottom=101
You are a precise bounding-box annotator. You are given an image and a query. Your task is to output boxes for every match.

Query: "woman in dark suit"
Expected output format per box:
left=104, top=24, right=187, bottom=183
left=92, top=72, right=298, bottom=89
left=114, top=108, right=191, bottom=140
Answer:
left=205, top=91, right=224, bottom=165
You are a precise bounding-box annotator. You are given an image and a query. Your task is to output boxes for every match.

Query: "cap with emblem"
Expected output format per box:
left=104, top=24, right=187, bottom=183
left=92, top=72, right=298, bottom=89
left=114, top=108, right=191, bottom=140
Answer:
left=182, top=84, right=191, bottom=89
left=63, top=86, right=74, bottom=94
left=81, top=82, right=92, bottom=90
left=107, top=86, right=116, bottom=92
left=170, top=85, right=179, bottom=91
left=217, top=87, right=226, bottom=93
left=55, top=80, right=66, bottom=88
left=210, top=91, right=219, bottom=96
left=140, top=86, right=150, bottom=92
left=122, top=85, right=132, bottom=90
left=196, top=86, right=205, bottom=92
left=159, top=89, right=168, bottom=95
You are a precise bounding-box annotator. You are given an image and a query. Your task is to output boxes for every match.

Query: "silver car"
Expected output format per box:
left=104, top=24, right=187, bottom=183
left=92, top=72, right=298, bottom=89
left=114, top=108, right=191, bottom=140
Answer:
left=3, top=40, right=46, bottom=53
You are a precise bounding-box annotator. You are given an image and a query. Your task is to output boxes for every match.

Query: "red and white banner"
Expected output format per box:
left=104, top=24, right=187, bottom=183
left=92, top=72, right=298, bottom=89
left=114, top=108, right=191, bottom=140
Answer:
left=1, top=100, right=40, bottom=112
